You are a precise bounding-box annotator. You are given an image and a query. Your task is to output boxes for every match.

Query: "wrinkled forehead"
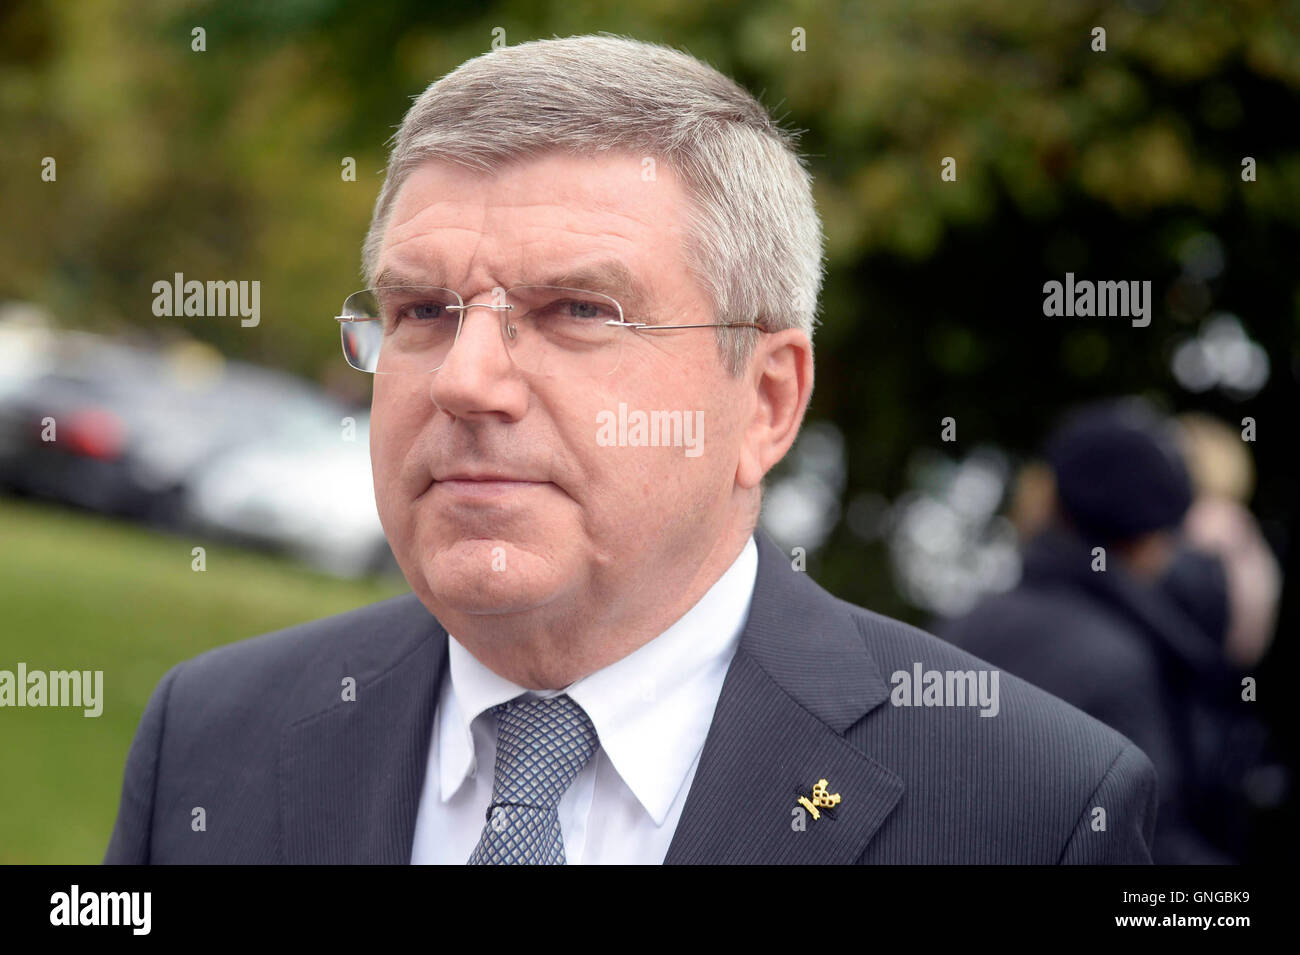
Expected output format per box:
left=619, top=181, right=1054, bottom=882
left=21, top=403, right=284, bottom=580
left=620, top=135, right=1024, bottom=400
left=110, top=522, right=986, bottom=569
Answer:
left=376, top=152, right=691, bottom=297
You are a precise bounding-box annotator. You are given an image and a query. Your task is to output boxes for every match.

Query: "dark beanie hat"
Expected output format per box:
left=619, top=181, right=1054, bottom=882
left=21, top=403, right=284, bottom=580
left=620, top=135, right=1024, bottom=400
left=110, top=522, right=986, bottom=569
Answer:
left=1045, top=399, right=1193, bottom=543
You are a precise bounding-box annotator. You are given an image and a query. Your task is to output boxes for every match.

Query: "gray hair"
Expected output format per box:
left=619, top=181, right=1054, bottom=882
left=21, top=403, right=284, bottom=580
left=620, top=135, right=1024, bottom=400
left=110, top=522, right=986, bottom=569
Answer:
left=363, top=34, right=824, bottom=376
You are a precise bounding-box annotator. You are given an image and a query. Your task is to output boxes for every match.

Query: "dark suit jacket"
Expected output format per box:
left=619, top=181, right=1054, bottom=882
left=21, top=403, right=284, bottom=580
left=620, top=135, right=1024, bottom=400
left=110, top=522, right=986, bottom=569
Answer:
left=104, top=531, right=1156, bottom=863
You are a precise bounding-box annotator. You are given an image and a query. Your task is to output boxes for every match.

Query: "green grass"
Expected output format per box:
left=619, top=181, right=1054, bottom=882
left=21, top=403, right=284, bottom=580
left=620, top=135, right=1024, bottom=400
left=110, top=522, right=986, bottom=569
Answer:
left=0, top=495, right=407, bottom=863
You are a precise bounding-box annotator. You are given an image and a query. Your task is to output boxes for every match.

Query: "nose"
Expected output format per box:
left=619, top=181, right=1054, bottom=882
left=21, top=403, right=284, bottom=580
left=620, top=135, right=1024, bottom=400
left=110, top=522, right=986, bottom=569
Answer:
left=427, top=300, right=529, bottom=420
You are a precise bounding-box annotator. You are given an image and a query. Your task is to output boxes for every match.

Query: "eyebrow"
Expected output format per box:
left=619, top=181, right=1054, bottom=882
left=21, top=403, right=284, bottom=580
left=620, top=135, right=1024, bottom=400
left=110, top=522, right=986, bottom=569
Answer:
left=372, top=266, right=444, bottom=289
left=536, top=261, right=648, bottom=312
left=371, top=259, right=651, bottom=315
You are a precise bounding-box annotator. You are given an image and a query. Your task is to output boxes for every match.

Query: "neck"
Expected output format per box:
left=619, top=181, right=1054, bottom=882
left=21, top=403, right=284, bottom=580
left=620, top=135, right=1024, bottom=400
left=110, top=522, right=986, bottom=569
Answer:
left=438, top=521, right=754, bottom=689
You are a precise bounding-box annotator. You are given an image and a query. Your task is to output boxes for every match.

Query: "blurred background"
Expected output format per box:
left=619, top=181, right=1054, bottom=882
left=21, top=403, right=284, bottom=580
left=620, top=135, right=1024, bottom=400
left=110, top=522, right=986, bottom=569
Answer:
left=1, top=0, right=1296, bottom=863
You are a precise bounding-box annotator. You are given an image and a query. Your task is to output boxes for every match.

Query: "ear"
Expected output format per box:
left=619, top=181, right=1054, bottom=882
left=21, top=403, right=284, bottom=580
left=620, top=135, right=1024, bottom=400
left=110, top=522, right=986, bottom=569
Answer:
left=736, top=329, right=814, bottom=489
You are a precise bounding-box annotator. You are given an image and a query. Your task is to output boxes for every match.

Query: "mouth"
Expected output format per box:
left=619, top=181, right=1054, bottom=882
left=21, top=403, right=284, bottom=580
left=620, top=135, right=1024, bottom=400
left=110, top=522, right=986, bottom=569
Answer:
left=428, top=472, right=552, bottom=500
left=436, top=471, right=537, bottom=483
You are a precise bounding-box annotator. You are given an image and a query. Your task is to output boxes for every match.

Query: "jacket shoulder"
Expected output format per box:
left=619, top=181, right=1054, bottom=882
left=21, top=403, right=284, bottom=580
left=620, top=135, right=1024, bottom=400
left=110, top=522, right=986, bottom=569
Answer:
left=944, top=587, right=1163, bottom=686
left=842, top=596, right=1143, bottom=759
left=830, top=597, right=1156, bottom=861
left=166, top=592, right=438, bottom=727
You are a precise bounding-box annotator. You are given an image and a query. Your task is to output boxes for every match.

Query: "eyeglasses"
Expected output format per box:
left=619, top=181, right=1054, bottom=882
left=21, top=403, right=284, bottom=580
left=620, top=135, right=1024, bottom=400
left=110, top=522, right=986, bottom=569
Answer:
left=335, top=285, right=767, bottom=377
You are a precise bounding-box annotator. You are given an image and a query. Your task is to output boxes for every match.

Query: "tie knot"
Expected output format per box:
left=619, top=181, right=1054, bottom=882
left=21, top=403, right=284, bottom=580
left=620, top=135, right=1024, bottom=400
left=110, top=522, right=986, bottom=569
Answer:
left=487, top=694, right=599, bottom=811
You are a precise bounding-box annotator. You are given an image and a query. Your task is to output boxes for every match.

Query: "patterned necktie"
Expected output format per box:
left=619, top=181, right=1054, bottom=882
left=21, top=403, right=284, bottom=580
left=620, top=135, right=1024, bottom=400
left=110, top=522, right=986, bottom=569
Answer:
left=467, top=693, right=599, bottom=865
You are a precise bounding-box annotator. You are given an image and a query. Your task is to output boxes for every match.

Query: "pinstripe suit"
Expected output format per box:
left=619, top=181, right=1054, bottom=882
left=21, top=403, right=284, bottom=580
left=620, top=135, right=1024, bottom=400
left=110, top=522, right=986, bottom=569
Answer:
left=104, top=530, right=1155, bottom=863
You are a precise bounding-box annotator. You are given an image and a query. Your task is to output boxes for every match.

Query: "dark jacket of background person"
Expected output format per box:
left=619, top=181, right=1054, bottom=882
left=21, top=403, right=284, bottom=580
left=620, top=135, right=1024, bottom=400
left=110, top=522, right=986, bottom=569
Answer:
left=1156, top=543, right=1279, bottom=858
left=942, top=525, right=1249, bottom=863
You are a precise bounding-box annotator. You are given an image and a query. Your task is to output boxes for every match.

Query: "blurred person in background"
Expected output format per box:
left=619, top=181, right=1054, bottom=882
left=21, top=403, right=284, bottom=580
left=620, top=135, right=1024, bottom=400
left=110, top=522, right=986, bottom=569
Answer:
left=1159, top=412, right=1285, bottom=856
left=943, top=398, right=1278, bottom=863
left=1172, top=413, right=1281, bottom=670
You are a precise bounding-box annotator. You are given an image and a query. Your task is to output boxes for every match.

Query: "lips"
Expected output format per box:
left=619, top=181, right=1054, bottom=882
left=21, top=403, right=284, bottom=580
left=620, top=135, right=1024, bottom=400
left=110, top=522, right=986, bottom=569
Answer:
left=434, top=472, right=539, bottom=483
left=432, top=476, right=548, bottom=501
left=423, top=466, right=553, bottom=503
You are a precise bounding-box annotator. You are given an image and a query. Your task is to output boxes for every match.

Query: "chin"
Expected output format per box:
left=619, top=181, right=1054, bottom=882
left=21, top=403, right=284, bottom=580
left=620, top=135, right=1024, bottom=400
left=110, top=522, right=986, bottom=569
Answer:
left=416, top=539, right=562, bottom=617
left=424, top=572, right=557, bottom=617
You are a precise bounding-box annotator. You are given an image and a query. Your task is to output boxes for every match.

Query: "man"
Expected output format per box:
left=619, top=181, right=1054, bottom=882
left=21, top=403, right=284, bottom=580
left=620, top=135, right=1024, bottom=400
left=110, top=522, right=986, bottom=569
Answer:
left=943, top=400, right=1242, bottom=863
left=105, top=35, right=1156, bottom=864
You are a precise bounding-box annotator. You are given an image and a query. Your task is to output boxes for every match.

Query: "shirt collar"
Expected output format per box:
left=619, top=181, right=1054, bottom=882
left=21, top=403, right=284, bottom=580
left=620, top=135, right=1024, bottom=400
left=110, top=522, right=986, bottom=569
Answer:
left=438, top=535, right=758, bottom=825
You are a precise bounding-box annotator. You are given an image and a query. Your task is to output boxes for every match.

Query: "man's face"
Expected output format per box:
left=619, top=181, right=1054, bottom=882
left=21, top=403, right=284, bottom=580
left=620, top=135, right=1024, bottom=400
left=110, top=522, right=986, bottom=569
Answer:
left=369, top=152, right=753, bottom=638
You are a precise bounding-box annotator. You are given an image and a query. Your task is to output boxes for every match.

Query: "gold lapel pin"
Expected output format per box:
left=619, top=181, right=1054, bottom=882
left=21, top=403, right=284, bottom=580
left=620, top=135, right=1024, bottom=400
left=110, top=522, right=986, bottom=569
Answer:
left=796, top=778, right=842, bottom=820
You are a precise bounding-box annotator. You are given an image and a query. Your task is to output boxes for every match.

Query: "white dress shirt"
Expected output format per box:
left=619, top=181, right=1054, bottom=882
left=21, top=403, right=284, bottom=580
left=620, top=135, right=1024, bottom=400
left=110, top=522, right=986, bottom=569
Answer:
left=410, top=535, right=758, bottom=864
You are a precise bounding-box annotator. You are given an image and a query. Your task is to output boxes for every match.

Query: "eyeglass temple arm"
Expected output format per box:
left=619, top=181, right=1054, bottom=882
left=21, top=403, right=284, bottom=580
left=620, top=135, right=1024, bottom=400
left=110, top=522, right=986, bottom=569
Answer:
left=334, top=314, right=765, bottom=330
left=606, top=320, right=768, bottom=331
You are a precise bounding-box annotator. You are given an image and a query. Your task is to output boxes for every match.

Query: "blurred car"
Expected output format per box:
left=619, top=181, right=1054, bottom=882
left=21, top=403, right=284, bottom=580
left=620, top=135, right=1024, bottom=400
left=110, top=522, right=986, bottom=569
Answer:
left=0, top=313, right=392, bottom=577
left=0, top=322, right=356, bottom=527
left=183, top=412, right=396, bottom=578
left=0, top=325, right=155, bottom=513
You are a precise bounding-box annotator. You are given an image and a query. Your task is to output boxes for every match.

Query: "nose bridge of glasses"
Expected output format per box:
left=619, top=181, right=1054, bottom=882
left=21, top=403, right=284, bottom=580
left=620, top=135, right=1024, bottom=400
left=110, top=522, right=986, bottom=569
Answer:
left=440, top=295, right=519, bottom=369
left=451, top=300, right=513, bottom=313
left=450, top=290, right=514, bottom=335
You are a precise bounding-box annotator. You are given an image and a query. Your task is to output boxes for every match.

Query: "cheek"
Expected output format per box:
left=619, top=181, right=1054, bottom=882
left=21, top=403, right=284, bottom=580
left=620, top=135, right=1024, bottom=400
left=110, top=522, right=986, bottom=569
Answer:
left=584, top=379, right=730, bottom=499
left=370, top=380, right=426, bottom=496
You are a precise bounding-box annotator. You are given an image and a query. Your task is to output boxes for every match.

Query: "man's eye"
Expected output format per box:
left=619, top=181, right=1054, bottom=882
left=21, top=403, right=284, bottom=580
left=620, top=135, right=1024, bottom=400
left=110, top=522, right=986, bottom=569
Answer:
left=398, top=301, right=449, bottom=322
left=557, top=299, right=612, bottom=321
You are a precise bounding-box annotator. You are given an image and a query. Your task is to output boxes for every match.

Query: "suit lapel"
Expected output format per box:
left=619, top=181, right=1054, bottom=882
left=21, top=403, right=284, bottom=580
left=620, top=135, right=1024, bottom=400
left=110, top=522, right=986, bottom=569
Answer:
left=280, top=596, right=448, bottom=863
left=664, top=533, right=904, bottom=864
left=277, top=534, right=901, bottom=864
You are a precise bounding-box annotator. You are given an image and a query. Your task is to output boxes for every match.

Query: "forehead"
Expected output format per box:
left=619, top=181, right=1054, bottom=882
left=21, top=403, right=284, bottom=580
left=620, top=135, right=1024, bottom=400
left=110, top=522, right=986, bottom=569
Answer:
left=377, top=152, right=690, bottom=292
